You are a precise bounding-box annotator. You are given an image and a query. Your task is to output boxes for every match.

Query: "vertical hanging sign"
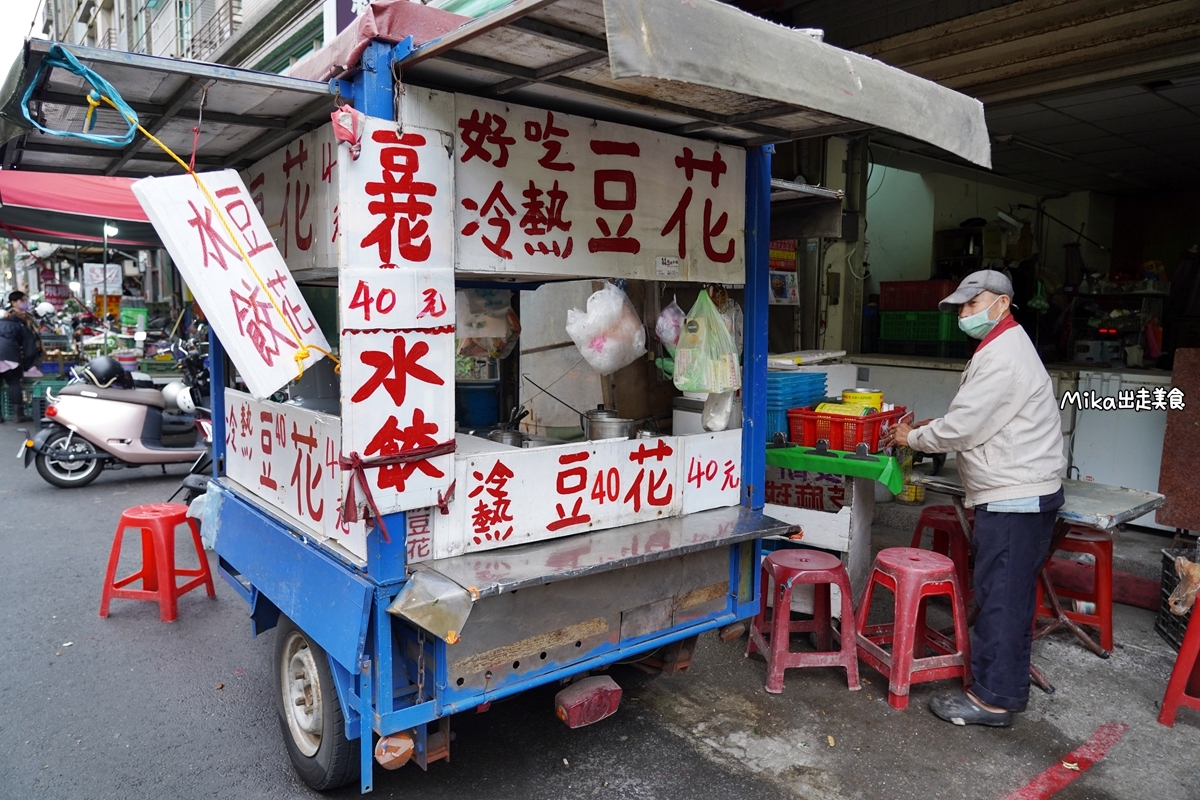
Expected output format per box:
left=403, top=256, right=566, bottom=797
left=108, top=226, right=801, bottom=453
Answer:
left=338, top=117, right=457, bottom=515
left=133, top=170, right=331, bottom=399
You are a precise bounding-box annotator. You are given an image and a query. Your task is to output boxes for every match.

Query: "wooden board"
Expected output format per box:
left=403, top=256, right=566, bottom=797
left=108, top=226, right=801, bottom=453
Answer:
left=1157, top=348, right=1200, bottom=530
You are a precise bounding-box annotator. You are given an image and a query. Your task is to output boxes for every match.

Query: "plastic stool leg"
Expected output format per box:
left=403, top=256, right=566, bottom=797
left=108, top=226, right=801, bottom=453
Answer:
left=1096, top=544, right=1113, bottom=652
left=950, top=575, right=973, bottom=687
left=98, top=525, right=128, bottom=618
left=813, top=583, right=832, bottom=651
left=765, top=578, right=792, bottom=694
left=746, top=564, right=770, bottom=658
left=835, top=573, right=861, bottom=691
left=887, top=580, right=919, bottom=710
left=1159, top=612, right=1200, bottom=727
left=152, top=519, right=179, bottom=623
left=186, top=518, right=216, bottom=598
left=913, top=596, right=929, bottom=660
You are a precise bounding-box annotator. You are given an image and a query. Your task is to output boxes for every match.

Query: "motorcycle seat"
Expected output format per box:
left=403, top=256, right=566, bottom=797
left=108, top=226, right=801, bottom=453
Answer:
left=59, top=383, right=166, bottom=409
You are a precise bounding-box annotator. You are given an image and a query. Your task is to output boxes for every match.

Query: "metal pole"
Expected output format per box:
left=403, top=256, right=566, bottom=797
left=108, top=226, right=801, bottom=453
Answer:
left=741, top=144, right=773, bottom=511
left=102, top=225, right=109, bottom=355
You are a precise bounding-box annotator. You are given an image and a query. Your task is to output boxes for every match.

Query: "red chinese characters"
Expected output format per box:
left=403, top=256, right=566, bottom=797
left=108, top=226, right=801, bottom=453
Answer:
left=624, top=439, right=674, bottom=513
left=406, top=508, right=433, bottom=561
left=279, top=140, right=313, bottom=258
left=289, top=422, right=324, bottom=523
left=589, top=140, right=640, bottom=254
left=524, top=112, right=574, bottom=173
left=361, top=131, right=437, bottom=267
left=458, top=109, right=515, bottom=168
left=230, top=279, right=297, bottom=367
left=364, top=409, right=445, bottom=492
left=461, top=181, right=517, bottom=260
left=519, top=180, right=573, bottom=258
left=686, top=454, right=740, bottom=492
left=661, top=147, right=735, bottom=263
left=548, top=451, right=592, bottom=532
left=350, top=333, right=444, bottom=407
left=259, top=410, right=278, bottom=490
left=468, top=461, right=515, bottom=545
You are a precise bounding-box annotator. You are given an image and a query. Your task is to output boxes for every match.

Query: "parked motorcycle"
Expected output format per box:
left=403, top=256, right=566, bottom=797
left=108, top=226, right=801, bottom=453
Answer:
left=20, top=346, right=210, bottom=488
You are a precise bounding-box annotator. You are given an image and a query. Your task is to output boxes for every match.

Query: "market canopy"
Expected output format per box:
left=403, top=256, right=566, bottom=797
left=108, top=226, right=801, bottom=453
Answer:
left=0, top=0, right=990, bottom=181
left=0, top=169, right=160, bottom=247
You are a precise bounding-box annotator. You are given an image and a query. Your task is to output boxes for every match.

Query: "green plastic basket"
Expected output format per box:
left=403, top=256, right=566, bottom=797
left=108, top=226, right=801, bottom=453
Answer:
left=879, top=311, right=967, bottom=342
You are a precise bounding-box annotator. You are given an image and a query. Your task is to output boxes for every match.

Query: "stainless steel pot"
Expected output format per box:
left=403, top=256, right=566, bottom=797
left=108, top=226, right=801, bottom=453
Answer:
left=585, top=415, right=637, bottom=441
left=488, top=429, right=526, bottom=447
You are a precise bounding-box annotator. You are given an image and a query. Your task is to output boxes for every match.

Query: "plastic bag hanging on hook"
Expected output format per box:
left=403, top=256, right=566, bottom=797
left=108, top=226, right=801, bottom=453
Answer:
left=673, top=289, right=742, bottom=393
left=655, top=297, right=685, bottom=356
left=565, top=283, right=647, bottom=375
left=331, top=105, right=366, bottom=160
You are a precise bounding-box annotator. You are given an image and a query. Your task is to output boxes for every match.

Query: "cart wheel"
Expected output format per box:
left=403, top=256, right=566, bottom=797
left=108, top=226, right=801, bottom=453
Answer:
left=35, top=429, right=104, bottom=488
left=274, top=615, right=359, bottom=791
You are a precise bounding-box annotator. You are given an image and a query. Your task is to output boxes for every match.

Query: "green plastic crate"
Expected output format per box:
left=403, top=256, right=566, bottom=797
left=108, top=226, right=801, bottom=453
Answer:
left=879, top=311, right=967, bottom=342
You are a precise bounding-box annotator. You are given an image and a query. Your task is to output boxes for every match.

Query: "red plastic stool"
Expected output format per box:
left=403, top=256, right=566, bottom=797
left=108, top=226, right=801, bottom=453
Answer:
left=746, top=550, right=860, bottom=694
left=1035, top=525, right=1113, bottom=652
left=99, top=503, right=215, bottom=623
left=1158, top=608, right=1200, bottom=727
left=856, top=547, right=971, bottom=710
left=909, top=505, right=974, bottom=602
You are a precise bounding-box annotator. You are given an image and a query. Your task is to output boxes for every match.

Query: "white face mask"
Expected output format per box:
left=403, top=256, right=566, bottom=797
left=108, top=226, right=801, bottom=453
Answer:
left=958, top=297, right=1002, bottom=339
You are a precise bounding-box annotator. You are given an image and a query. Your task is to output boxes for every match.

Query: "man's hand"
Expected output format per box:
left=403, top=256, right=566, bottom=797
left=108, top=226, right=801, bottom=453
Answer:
left=884, top=418, right=933, bottom=448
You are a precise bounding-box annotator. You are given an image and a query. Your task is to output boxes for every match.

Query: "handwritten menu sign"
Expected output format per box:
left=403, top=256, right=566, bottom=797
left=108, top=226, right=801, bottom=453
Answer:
left=337, top=119, right=456, bottom=514
left=426, top=429, right=743, bottom=560
left=224, top=390, right=368, bottom=560
left=453, top=95, right=746, bottom=282
left=132, top=170, right=330, bottom=399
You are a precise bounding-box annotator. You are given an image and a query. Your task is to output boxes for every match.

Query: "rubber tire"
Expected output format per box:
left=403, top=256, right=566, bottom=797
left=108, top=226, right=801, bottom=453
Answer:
left=273, top=615, right=360, bottom=791
left=35, top=429, right=104, bottom=488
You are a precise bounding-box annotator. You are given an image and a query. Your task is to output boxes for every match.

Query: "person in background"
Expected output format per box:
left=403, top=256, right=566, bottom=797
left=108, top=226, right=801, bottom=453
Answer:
left=6, top=290, right=44, bottom=368
left=884, top=270, right=1067, bottom=728
left=0, top=292, right=38, bottom=422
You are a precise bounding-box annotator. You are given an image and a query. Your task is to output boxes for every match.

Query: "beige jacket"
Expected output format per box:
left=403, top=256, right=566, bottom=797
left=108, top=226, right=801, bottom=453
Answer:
left=907, top=321, right=1065, bottom=507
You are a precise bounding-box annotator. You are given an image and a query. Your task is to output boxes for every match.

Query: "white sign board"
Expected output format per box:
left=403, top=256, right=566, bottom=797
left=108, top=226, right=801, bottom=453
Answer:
left=239, top=123, right=338, bottom=277
left=224, top=390, right=368, bottom=560
left=82, top=263, right=121, bottom=298
left=336, top=119, right=457, bottom=515
left=424, top=428, right=742, bottom=561
left=133, top=170, right=331, bottom=399
left=452, top=95, right=746, bottom=282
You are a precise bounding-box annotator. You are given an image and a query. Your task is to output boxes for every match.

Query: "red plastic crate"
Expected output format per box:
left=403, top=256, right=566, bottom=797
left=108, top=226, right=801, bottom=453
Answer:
left=786, top=406, right=907, bottom=453
left=879, top=280, right=958, bottom=311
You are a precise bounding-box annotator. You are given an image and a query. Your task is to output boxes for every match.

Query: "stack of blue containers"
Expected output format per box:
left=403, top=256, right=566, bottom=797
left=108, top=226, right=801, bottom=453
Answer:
left=765, top=371, right=827, bottom=441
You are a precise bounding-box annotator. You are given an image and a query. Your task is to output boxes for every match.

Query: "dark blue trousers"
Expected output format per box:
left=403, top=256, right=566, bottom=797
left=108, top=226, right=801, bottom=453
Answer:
left=969, top=488, right=1064, bottom=712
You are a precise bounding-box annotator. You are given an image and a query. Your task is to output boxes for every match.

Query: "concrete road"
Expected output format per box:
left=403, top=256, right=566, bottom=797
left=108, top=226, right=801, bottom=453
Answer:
left=1, top=421, right=1198, bottom=800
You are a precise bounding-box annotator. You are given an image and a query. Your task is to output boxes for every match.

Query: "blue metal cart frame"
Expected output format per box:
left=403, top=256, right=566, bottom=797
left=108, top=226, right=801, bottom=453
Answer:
left=206, top=37, right=779, bottom=795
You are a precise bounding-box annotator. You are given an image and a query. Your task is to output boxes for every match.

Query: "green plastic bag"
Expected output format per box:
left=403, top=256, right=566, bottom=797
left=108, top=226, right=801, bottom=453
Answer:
left=673, top=291, right=742, bottom=393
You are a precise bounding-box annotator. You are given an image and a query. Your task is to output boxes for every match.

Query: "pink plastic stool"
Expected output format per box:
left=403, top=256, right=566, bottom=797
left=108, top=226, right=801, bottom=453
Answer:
left=99, top=503, right=215, bottom=623
left=856, top=547, right=971, bottom=710
left=1158, top=606, right=1200, bottom=727
left=1035, top=524, right=1114, bottom=652
left=909, top=505, right=974, bottom=603
left=746, top=549, right=860, bottom=694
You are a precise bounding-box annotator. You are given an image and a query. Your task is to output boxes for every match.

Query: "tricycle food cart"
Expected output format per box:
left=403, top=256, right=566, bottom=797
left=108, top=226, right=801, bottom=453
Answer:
left=1, top=0, right=990, bottom=792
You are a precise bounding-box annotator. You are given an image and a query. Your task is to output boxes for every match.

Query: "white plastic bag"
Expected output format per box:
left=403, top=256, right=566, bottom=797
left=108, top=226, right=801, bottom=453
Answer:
left=655, top=297, right=685, bottom=355
left=565, top=283, right=647, bottom=375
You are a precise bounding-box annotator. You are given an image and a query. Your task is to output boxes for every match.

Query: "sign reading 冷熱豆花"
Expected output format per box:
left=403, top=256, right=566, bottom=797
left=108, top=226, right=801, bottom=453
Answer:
left=132, top=170, right=331, bottom=400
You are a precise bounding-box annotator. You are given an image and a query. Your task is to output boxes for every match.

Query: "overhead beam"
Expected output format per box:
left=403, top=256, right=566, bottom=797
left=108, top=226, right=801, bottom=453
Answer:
left=20, top=139, right=226, bottom=168
left=35, top=90, right=293, bottom=130
left=487, top=51, right=608, bottom=95
left=507, top=18, right=608, bottom=53
left=667, top=105, right=799, bottom=135
left=105, top=78, right=213, bottom=176
left=220, top=97, right=333, bottom=169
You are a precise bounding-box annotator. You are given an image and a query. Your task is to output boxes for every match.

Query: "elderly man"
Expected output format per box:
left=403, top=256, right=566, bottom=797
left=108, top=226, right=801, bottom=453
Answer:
left=884, top=270, right=1066, bottom=727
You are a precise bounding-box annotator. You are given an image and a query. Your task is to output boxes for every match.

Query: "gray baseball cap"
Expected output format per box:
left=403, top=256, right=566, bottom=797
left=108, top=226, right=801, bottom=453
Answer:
left=938, top=270, right=1019, bottom=313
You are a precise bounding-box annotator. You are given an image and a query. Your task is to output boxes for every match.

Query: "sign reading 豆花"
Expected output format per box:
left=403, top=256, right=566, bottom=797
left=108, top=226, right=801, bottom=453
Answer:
left=132, top=171, right=331, bottom=400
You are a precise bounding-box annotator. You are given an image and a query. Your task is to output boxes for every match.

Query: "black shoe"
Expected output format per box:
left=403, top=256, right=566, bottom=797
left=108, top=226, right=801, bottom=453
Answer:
left=930, top=692, right=1012, bottom=727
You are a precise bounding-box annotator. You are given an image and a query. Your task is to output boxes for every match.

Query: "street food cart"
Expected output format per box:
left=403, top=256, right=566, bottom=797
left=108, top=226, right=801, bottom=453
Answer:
left=0, top=0, right=992, bottom=792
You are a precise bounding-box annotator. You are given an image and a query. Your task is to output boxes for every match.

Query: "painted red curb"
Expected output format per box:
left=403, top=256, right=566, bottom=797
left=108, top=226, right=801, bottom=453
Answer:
left=1003, top=721, right=1129, bottom=800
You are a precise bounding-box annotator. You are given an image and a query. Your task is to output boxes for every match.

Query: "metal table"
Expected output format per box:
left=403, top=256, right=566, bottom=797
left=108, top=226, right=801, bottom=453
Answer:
left=908, top=462, right=1165, bottom=692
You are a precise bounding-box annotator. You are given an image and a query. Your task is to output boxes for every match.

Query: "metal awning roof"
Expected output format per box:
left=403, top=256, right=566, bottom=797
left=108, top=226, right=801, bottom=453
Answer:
left=395, top=0, right=990, bottom=166
left=0, top=38, right=331, bottom=178
left=0, top=0, right=990, bottom=180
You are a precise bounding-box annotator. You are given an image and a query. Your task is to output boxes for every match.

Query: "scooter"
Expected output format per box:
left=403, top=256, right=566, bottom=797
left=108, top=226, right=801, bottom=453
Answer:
left=20, top=349, right=209, bottom=488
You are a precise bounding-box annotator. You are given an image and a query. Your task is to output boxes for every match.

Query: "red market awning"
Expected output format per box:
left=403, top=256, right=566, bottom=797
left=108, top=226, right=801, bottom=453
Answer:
left=0, top=169, right=161, bottom=247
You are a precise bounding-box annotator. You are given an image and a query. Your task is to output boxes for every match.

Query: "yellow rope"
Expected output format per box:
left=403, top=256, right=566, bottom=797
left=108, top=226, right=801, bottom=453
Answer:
left=99, top=94, right=339, bottom=379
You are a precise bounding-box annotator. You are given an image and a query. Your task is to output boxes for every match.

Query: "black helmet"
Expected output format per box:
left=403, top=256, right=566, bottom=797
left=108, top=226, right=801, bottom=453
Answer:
left=83, top=356, right=132, bottom=389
